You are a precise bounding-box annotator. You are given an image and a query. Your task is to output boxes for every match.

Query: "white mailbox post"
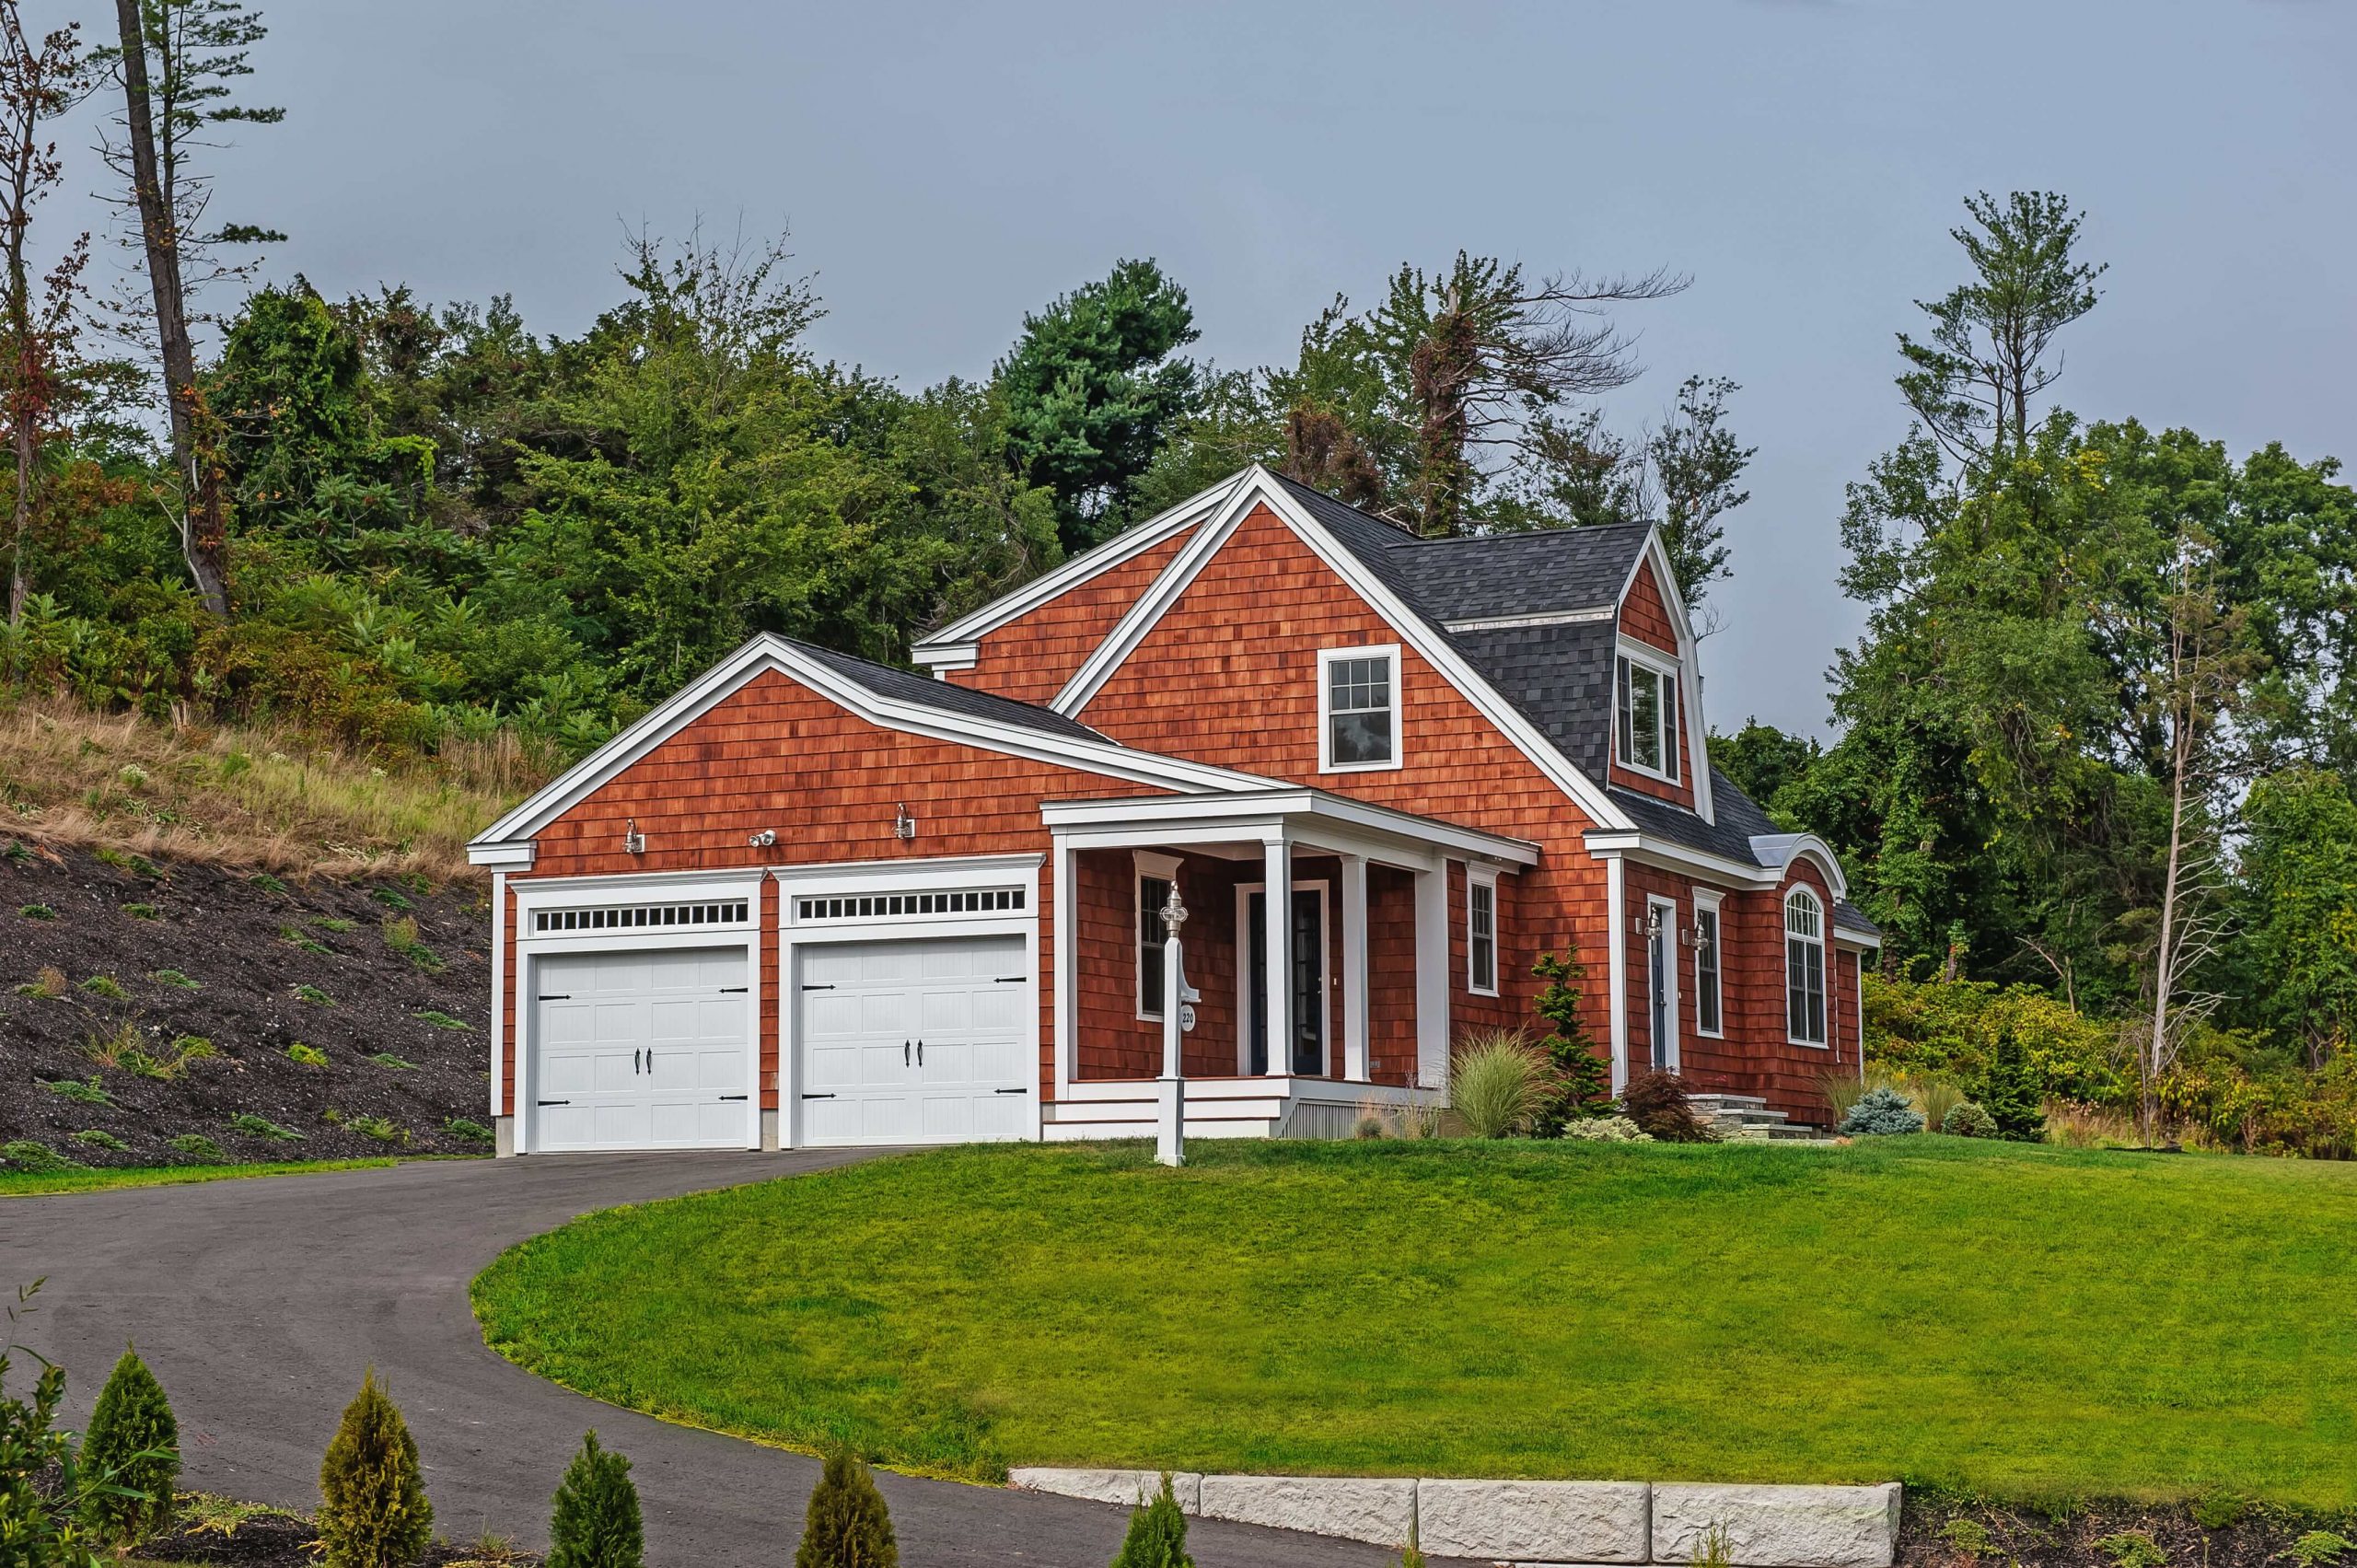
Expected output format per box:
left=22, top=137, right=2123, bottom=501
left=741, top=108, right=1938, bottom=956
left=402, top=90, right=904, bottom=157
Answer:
left=1156, top=883, right=1190, bottom=1167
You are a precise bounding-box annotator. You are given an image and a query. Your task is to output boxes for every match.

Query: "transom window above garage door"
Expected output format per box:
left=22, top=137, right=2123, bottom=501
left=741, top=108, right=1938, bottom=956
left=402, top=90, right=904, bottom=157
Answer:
left=794, top=888, right=1026, bottom=923
left=532, top=899, right=749, bottom=934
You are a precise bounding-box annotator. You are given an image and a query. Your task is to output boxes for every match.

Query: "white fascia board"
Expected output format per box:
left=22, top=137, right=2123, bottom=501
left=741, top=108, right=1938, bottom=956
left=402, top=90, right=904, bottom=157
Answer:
left=1247, top=470, right=1638, bottom=834
left=912, top=643, right=977, bottom=672
left=1040, top=787, right=1539, bottom=866
left=914, top=473, right=1243, bottom=652
left=469, top=840, right=537, bottom=870
left=1445, top=606, right=1614, bottom=633
left=770, top=851, right=1043, bottom=889
left=508, top=865, right=761, bottom=897
left=1832, top=926, right=1883, bottom=950
left=1050, top=477, right=1265, bottom=714
left=1583, top=829, right=1777, bottom=889
left=469, top=634, right=1282, bottom=851
left=1748, top=831, right=1851, bottom=901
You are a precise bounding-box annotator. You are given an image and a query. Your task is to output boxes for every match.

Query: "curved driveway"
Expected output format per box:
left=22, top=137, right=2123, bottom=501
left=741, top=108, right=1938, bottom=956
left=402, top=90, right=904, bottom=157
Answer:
left=3, top=1152, right=1433, bottom=1567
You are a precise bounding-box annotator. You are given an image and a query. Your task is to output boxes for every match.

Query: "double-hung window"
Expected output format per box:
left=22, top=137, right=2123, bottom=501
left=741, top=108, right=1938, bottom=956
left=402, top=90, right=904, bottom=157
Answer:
left=1615, top=653, right=1680, bottom=782
left=1468, top=874, right=1498, bottom=995
left=1138, top=872, right=1173, bottom=1019
left=1784, top=889, right=1827, bottom=1045
left=1319, top=645, right=1401, bottom=771
left=1694, top=897, right=1723, bottom=1037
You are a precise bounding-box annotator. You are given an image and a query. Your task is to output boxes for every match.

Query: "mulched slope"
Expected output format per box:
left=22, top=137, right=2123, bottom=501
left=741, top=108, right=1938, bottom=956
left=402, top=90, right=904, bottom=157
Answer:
left=1, top=843, right=493, bottom=1167
left=141, top=1503, right=540, bottom=1568
left=1898, top=1493, right=2348, bottom=1568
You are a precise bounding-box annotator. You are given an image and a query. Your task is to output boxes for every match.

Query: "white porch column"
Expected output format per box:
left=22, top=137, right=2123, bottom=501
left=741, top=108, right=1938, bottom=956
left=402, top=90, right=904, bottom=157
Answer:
left=1261, top=832, right=1291, bottom=1076
left=1341, top=853, right=1370, bottom=1082
left=1053, top=833, right=1078, bottom=1098
left=1412, top=859, right=1448, bottom=1088
left=1605, top=853, right=1629, bottom=1094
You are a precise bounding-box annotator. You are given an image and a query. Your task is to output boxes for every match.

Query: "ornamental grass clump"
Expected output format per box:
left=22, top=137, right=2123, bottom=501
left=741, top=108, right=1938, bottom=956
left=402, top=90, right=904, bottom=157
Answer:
left=80, top=1347, right=180, bottom=1548
left=319, top=1370, right=434, bottom=1568
left=795, top=1448, right=897, bottom=1568
left=1446, top=1029, right=1547, bottom=1138
left=1839, top=1086, right=1925, bottom=1136
left=546, top=1431, right=643, bottom=1568
left=1109, top=1473, right=1192, bottom=1568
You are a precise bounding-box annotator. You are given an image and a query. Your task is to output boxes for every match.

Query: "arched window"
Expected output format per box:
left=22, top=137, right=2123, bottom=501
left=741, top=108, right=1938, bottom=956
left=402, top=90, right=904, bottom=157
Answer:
left=1784, top=888, right=1827, bottom=1045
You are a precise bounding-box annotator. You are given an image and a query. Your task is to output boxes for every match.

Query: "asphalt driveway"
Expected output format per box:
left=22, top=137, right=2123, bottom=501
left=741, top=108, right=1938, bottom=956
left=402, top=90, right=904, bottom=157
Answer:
left=2, top=1152, right=1430, bottom=1567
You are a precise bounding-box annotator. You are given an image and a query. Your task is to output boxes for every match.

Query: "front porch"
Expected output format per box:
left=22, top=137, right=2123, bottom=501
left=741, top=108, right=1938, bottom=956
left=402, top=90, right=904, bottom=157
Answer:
left=1039, top=788, right=1538, bottom=1141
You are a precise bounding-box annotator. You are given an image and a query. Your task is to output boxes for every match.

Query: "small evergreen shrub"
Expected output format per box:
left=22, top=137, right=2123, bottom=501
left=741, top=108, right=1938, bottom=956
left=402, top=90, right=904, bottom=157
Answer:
left=230, top=1112, right=306, bottom=1142
left=1109, top=1473, right=1192, bottom=1568
left=250, top=871, right=289, bottom=896
left=70, top=1130, right=128, bottom=1152
left=546, top=1431, right=643, bottom=1568
left=2096, top=1532, right=2165, bottom=1568
left=284, top=925, right=332, bottom=955
left=3, top=1139, right=78, bottom=1171
left=415, top=1009, right=472, bottom=1031
left=382, top=915, right=444, bottom=972
left=1562, top=1113, right=1654, bottom=1143
left=81, top=1347, right=180, bottom=1547
left=319, top=1370, right=434, bottom=1568
left=445, top=1118, right=494, bottom=1144
left=1980, top=1023, right=2049, bottom=1142
left=2288, top=1531, right=2352, bottom=1568
left=1838, top=1086, right=1925, bottom=1136
left=78, top=974, right=130, bottom=1001
left=149, top=969, right=201, bottom=989
left=1528, top=948, right=1611, bottom=1134
left=1621, top=1070, right=1713, bottom=1142
left=1942, top=1101, right=1999, bottom=1138
left=372, top=885, right=415, bottom=912
left=288, top=1042, right=331, bottom=1066
left=795, top=1449, right=897, bottom=1568
left=1939, top=1518, right=1995, bottom=1558
left=41, top=1075, right=112, bottom=1106
left=1447, top=1029, right=1548, bottom=1137
left=2189, top=1493, right=2248, bottom=1530
left=168, top=1133, right=226, bottom=1163
left=348, top=1116, right=408, bottom=1144
left=15, top=964, right=68, bottom=998
left=18, top=902, right=56, bottom=919
left=316, top=917, right=358, bottom=934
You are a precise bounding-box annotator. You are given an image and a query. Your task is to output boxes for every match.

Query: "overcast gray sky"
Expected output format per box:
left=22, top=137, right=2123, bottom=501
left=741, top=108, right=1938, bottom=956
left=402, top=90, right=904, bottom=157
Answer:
left=59, top=0, right=2355, bottom=736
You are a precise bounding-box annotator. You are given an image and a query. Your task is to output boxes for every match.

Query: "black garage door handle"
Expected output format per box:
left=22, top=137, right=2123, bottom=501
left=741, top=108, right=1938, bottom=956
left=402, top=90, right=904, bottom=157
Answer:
left=993, top=1087, right=1026, bottom=1095
left=719, top=1094, right=749, bottom=1102
left=537, top=1099, right=571, bottom=1107
left=800, top=1092, right=837, bottom=1100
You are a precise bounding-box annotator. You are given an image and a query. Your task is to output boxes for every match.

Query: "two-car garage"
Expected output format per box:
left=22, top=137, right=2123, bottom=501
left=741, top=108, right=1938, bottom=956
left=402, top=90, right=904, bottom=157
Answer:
left=508, top=865, right=1040, bottom=1155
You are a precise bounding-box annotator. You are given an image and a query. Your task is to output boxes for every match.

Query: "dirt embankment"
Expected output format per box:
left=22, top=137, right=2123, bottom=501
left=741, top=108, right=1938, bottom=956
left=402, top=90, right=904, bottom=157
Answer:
left=2, top=842, right=493, bottom=1167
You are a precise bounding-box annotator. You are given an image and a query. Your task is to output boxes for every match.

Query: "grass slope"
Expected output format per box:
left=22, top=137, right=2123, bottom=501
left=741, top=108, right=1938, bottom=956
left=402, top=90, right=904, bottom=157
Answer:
left=0, top=1158, right=401, bottom=1197
left=472, top=1138, right=2357, bottom=1504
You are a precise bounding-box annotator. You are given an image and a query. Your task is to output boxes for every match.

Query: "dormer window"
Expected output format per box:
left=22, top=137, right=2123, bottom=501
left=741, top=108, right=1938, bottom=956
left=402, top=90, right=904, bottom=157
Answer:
left=1318, top=645, right=1401, bottom=772
left=1615, top=652, right=1679, bottom=783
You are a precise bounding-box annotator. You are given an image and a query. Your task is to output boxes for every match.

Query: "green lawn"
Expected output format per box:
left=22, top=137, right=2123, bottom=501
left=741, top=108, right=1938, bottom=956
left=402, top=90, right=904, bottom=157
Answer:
left=470, top=1138, right=2357, bottom=1504
left=0, top=1157, right=407, bottom=1197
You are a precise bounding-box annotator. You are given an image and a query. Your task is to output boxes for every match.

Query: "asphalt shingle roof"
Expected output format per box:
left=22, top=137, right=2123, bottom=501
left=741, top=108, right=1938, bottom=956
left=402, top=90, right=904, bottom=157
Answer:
left=785, top=638, right=1109, bottom=744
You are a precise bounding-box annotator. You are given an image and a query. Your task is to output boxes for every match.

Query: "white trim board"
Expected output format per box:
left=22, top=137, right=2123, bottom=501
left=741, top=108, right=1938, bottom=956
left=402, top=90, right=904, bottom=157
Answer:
left=1616, top=528, right=1716, bottom=824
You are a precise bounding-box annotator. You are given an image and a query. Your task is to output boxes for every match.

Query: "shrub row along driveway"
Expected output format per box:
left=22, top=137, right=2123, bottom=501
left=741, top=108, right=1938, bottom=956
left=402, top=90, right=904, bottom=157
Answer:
left=6, top=1154, right=1416, bottom=1567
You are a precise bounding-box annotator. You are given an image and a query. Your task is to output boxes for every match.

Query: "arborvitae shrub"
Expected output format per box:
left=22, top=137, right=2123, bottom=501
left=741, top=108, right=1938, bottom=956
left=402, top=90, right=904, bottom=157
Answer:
left=1620, top=1071, right=1712, bottom=1143
left=547, top=1432, right=643, bottom=1568
left=1942, top=1100, right=1999, bottom=1138
left=1838, top=1086, right=1925, bottom=1136
left=1979, top=1024, right=2049, bottom=1142
left=80, top=1347, right=180, bottom=1546
left=1109, top=1474, right=1193, bottom=1568
left=318, top=1370, right=433, bottom=1568
left=795, top=1449, right=897, bottom=1568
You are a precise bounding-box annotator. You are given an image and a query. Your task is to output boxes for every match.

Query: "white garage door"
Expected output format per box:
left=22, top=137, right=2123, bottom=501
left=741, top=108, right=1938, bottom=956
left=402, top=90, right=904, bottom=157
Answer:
left=533, top=947, right=750, bottom=1151
left=797, top=935, right=1030, bottom=1146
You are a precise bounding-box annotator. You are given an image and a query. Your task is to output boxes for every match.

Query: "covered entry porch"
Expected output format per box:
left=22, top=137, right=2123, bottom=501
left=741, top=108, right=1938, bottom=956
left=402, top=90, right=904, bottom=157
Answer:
left=1040, top=788, right=1537, bottom=1140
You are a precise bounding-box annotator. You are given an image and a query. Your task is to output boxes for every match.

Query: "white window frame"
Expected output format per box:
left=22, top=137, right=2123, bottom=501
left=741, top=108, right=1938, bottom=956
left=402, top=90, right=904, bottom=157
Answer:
left=1467, top=868, right=1499, bottom=997
left=1134, top=851, right=1181, bottom=1023
left=1318, top=644, right=1404, bottom=773
left=1785, top=887, right=1828, bottom=1047
left=1692, top=889, right=1724, bottom=1040
left=1614, top=644, right=1681, bottom=784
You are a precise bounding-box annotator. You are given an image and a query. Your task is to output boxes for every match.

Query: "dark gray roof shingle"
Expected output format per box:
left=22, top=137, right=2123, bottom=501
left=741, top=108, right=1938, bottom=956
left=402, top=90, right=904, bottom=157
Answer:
left=785, top=638, right=1109, bottom=744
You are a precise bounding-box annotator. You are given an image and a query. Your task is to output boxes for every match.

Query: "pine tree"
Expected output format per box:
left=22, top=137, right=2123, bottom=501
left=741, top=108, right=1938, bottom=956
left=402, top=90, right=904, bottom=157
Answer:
left=1980, top=1023, right=2049, bottom=1143
left=317, top=1370, right=433, bottom=1568
left=795, top=1449, right=897, bottom=1568
left=1109, top=1474, right=1192, bottom=1568
left=546, top=1432, right=643, bottom=1568
left=1529, top=949, right=1610, bottom=1136
left=79, top=1346, right=180, bottom=1547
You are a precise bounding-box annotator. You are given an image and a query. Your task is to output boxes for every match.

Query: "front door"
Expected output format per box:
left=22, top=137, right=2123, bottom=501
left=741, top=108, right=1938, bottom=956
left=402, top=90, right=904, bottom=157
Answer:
left=1648, top=900, right=1678, bottom=1071
left=1247, top=889, right=1326, bottom=1075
